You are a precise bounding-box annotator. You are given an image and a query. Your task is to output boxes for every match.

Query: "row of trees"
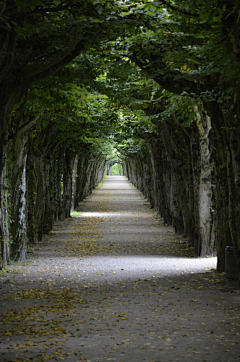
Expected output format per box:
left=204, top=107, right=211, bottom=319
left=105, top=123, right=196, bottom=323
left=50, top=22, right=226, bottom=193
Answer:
left=1, top=78, right=116, bottom=265
left=1, top=1, right=240, bottom=273
left=96, top=0, right=240, bottom=272
left=0, top=0, right=130, bottom=266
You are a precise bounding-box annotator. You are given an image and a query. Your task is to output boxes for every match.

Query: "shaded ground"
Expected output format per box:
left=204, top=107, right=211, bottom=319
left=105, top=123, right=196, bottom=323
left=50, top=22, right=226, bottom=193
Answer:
left=0, top=176, right=240, bottom=362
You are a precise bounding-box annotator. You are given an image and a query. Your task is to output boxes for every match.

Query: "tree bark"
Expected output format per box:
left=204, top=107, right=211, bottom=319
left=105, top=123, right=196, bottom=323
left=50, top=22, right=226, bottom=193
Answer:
left=27, top=122, right=59, bottom=245
left=62, top=148, right=75, bottom=219
left=194, top=107, right=215, bottom=256
left=71, top=155, right=79, bottom=212
left=0, top=154, right=10, bottom=268
left=9, top=114, right=38, bottom=260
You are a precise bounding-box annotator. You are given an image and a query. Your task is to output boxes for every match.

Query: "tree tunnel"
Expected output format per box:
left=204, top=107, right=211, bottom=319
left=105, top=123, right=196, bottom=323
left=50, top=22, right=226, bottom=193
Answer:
left=1, top=1, right=240, bottom=277
left=107, top=161, right=123, bottom=176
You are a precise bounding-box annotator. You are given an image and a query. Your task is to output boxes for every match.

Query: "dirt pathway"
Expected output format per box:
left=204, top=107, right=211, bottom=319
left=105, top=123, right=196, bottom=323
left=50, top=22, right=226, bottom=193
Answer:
left=1, top=176, right=240, bottom=362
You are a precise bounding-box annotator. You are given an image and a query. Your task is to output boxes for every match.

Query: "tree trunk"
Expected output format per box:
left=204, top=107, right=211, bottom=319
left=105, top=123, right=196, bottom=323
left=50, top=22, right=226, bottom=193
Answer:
left=194, top=107, right=215, bottom=256
left=0, top=154, right=10, bottom=268
left=62, top=148, right=75, bottom=219
left=107, top=164, right=112, bottom=176
left=27, top=122, right=59, bottom=244
left=148, top=139, right=172, bottom=224
left=9, top=114, right=40, bottom=260
left=42, top=155, right=54, bottom=234
left=54, top=143, right=67, bottom=222
left=205, top=102, right=232, bottom=271
left=72, top=155, right=79, bottom=211
left=161, top=122, right=193, bottom=240
left=10, top=155, right=28, bottom=260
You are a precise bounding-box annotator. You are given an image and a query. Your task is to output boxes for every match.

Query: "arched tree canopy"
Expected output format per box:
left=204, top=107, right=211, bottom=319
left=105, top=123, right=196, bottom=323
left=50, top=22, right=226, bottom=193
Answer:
left=1, top=0, right=240, bottom=273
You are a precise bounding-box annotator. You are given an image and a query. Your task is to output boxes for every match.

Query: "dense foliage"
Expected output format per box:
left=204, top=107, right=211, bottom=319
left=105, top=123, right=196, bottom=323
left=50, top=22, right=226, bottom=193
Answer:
left=1, top=0, right=240, bottom=274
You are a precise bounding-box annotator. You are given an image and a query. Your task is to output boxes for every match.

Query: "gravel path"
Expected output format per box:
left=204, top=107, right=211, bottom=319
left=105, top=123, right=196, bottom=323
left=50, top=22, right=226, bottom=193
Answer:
left=0, top=176, right=240, bottom=362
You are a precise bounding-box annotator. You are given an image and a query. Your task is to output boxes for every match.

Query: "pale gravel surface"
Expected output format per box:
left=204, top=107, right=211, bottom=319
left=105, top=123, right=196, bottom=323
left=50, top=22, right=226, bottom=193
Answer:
left=0, top=176, right=240, bottom=362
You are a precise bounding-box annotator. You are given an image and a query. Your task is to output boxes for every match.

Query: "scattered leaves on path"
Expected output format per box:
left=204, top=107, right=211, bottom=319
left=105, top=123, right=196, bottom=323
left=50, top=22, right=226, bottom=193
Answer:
left=0, top=178, right=239, bottom=361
